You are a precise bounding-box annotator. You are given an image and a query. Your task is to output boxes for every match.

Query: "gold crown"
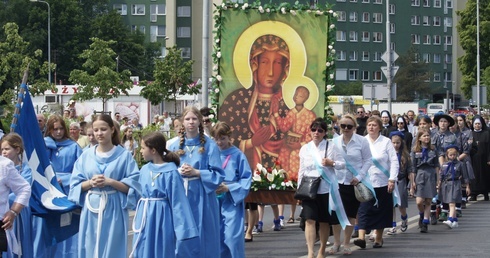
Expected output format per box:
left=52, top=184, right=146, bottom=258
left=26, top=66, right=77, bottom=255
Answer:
left=250, top=35, right=290, bottom=60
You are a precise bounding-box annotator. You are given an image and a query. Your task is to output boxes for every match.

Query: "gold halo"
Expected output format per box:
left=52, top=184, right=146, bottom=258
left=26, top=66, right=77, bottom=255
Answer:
left=233, top=21, right=319, bottom=110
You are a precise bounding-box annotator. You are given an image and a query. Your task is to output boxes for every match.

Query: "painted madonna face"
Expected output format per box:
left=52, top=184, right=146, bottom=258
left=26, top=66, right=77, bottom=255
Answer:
left=257, top=50, right=286, bottom=91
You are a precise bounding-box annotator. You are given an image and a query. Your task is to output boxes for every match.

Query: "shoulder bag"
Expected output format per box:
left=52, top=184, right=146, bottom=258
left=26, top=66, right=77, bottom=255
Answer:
left=354, top=182, right=374, bottom=202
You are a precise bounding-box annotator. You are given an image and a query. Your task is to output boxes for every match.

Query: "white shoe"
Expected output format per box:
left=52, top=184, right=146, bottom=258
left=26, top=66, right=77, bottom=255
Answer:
left=451, top=221, right=459, bottom=228
left=386, top=227, right=397, bottom=235
left=368, top=232, right=377, bottom=241
left=280, top=218, right=285, bottom=228
left=443, top=220, right=453, bottom=229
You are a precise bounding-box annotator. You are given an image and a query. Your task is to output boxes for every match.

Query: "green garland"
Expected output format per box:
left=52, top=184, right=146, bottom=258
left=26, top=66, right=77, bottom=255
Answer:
left=211, top=0, right=337, bottom=131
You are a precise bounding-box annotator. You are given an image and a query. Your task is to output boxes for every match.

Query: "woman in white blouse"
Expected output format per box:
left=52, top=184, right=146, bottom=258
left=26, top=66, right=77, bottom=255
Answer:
left=329, top=114, right=372, bottom=255
left=0, top=156, right=31, bottom=255
left=354, top=116, right=398, bottom=249
left=298, top=118, right=334, bottom=258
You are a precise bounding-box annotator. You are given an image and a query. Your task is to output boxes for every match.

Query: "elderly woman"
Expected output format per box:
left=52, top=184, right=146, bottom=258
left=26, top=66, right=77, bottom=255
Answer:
left=298, top=118, right=344, bottom=258
left=469, top=115, right=490, bottom=201
left=354, top=116, right=398, bottom=249
left=329, top=115, right=372, bottom=255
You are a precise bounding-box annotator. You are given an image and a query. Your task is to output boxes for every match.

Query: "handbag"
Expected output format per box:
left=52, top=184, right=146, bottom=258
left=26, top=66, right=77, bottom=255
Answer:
left=294, top=176, right=321, bottom=200
left=354, top=182, right=374, bottom=202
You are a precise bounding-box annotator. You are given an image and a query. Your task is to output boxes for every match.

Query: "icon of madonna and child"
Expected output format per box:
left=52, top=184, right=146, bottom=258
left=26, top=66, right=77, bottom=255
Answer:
left=219, top=31, right=323, bottom=181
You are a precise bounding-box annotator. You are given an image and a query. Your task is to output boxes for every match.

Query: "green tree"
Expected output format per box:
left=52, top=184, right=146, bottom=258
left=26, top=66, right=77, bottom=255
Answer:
left=140, top=46, right=200, bottom=113
left=333, top=81, right=362, bottom=95
left=394, top=46, right=431, bottom=102
left=69, top=37, right=133, bottom=112
left=456, top=0, right=490, bottom=99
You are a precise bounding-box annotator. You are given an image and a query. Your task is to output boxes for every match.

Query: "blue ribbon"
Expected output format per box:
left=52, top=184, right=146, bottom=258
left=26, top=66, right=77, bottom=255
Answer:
left=309, top=142, right=350, bottom=229
left=333, top=137, right=378, bottom=206
left=443, top=162, right=456, bottom=181
left=372, top=157, right=400, bottom=207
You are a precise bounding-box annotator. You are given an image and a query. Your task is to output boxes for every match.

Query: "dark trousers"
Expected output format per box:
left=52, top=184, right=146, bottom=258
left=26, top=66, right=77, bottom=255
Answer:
left=0, top=221, right=6, bottom=254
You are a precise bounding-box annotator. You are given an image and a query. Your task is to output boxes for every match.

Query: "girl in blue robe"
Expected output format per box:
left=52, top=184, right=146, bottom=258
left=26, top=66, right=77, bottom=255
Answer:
left=33, top=115, right=82, bottom=258
left=212, top=122, right=252, bottom=258
left=69, top=114, right=140, bottom=258
left=1, top=133, right=33, bottom=258
left=130, top=132, right=198, bottom=258
left=168, top=106, right=225, bottom=258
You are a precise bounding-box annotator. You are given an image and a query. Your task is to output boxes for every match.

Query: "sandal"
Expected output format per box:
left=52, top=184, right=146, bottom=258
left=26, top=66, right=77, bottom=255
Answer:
left=287, top=217, right=295, bottom=223
left=343, top=246, right=352, bottom=255
left=327, top=245, right=341, bottom=254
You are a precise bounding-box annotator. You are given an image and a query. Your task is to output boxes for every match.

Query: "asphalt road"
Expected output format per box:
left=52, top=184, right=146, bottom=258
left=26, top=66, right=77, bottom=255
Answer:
left=245, top=196, right=490, bottom=258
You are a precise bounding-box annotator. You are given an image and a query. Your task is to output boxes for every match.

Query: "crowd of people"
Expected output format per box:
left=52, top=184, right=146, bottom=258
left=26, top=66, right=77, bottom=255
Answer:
left=1, top=102, right=489, bottom=258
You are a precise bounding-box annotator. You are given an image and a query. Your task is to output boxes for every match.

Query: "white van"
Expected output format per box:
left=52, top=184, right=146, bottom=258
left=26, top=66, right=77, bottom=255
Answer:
left=426, top=103, right=445, bottom=116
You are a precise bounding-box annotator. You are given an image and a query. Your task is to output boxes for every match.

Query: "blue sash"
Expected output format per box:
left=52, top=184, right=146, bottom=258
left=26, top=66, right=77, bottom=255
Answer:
left=371, top=157, right=400, bottom=207
left=308, top=142, right=350, bottom=229
left=333, top=137, right=378, bottom=206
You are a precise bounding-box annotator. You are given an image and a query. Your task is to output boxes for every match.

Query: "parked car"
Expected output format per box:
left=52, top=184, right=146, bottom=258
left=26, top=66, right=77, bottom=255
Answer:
left=454, top=106, right=475, bottom=115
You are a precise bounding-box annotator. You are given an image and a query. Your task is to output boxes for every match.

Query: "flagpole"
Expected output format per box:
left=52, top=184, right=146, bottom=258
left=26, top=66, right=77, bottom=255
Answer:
left=11, top=66, right=30, bottom=133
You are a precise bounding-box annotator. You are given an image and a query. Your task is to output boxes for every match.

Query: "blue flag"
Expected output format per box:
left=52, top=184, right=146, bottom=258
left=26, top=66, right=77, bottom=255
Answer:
left=15, top=83, right=78, bottom=216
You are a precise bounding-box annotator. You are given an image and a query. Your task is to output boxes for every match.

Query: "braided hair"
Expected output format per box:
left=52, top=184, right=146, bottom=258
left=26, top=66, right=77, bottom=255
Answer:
left=177, top=106, right=206, bottom=156
left=142, top=132, right=180, bottom=166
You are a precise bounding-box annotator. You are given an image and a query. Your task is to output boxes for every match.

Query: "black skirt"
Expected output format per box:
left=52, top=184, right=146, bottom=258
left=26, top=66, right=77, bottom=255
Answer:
left=301, top=193, right=332, bottom=223
left=358, top=186, right=393, bottom=230
left=0, top=221, right=7, bottom=252
left=330, top=184, right=360, bottom=225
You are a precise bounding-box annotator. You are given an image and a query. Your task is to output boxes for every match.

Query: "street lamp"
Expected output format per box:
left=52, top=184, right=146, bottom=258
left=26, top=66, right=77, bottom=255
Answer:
left=30, top=0, right=51, bottom=85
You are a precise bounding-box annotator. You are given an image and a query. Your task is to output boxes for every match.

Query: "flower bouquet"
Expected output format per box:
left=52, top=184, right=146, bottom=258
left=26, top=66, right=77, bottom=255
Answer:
left=251, top=162, right=297, bottom=191
left=246, top=162, right=297, bottom=204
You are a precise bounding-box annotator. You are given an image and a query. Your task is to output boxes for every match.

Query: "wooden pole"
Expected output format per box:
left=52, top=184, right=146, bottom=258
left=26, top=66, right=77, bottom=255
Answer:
left=10, top=66, right=30, bottom=133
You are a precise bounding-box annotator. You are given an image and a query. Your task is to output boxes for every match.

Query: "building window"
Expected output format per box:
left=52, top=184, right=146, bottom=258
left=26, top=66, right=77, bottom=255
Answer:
left=391, top=42, right=396, bottom=50
left=150, top=4, right=166, bottom=15
left=131, top=25, right=145, bottom=34
left=411, top=34, right=420, bottom=44
left=390, top=23, right=395, bottom=33
left=433, top=16, right=441, bottom=26
left=114, top=4, right=127, bottom=15
left=423, top=16, right=430, bottom=26
left=350, top=0, right=358, bottom=2
left=434, top=73, right=441, bottom=82
left=177, top=6, right=191, bottom=17
left=180, top=48, right=191, bottom=58
left=411, top=0, right=420, bottom=6
left=445, top=54, right=452, bottom=64
left=131, top=4, right=145, bottom=15
left=177, top=27, right=191, bottom=38
left=433, top=35, right=441, bottom=45
left=373, top=32, right=382, bottom=42
left=373, top=52, right=382, bottom=62
left=389, top=4, right=395, bottom=14
left=434, top=0, right=441, bottom=7
left=445, top=36, right=452, bottom=45
left=413, top=53, right=420, bottom=63
left=446, top=0, right=453, bottom=8
left=411, top=15, right=420, bottom=25
left=336, top=31, right=346, bottom=41
left=336, top=69, right=347, bottom=81
left=362, top=12, right=370, bottom=23
left=338, top=11, right=346, bottom=21
left=159, top=47, right=166, bottom=58
left=337, top=0, right=346, bottom=2
left=373, top=71, right=382, bottom=81
left=373, top=13, right=383, bottom=23
left=349, top=31, right=358, bottom=42
left=434, top=54, right=441, bottom=63
left=362, top=31, right=370, bottom=42
left=349, top=70, right=359, bottom=81
left=362, top=0, right=370, bottom=2
left=150, top=25, right=166, bottom=42
left=444, top=17, right=453, bottom=27
left=444, top=72, right=452, bottom=82
left=373, top=0, right=382, bottom=4
left=336, top=50, right=346, bottom=61
left=362, top=51, right=370, bottom=61
left=361, top=71, right=370, bottom=81
left=349, top=12, right=358, bottom=22
left=349, top=51, right=358, bottom=61
left=423, top=35, right=431, bottom=44
left=422, top=53, right=430, bottom=63
left=423, top=0, right=430, bottom=7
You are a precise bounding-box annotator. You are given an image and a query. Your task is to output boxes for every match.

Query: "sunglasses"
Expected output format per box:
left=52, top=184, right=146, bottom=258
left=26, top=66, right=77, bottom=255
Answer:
left=357, top=111, right=364, bottom=114
left=340, top=124, right=354, bottom=130
left=311, top=128, right=325, bottom=133
left=203, top=119, right=211, bottom=123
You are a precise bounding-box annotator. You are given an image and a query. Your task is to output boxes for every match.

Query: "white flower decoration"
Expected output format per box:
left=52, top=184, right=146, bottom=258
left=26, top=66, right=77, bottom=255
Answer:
left=234, top=4, right=239, bottom=8
left=316, top=10, right=323, bottom=15
left=331, top=49, right=336, bottom=54
left=216, top=75, right=222, bottom=81
left=271, top=183, right=277, bottom=189
left=281, top=182, right=286, bottom=186
left=259, top=6, right=264, bottom=13
left=281, top=7, right=286, bottom=14
left=223, top=6, right=227, bottom=10
left=330, top=74, right=334, bottom=79
left=214, top=88, right=220, bottom=93
left=266, top=172, right=274, bottom=182
left=208, top=114, right=215, bottom=119
left=266, top=8, right=270, bottom=13
left=215, top=38, right=220, bottom=43
left=216, top=52, right=221, bottom=58
left=290, top=10, right=296, bottom=16
left=221, top=3, right=225, bottom=8
left=333, top=12, right=338, bottom=17
left=329, top=10, right=334, bottom=14
left=252, top=174, right=262, bottom=182
left=243, top=3, right=248, bottom=8
left=328, top=45, right=333, bottom=49
left=330, top=24, right=335, bottom=29
left=213, top=65, right=218, bottom=71
left=307, top=10, right=311, bottom=13
left=327, top=85, right=333, bottom=91
left=326, top=62, right=331, bottom=67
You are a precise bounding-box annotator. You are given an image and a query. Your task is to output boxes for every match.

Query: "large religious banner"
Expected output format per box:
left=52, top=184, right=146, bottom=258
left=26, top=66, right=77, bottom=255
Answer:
left=213, top=2, right=336, bottom=181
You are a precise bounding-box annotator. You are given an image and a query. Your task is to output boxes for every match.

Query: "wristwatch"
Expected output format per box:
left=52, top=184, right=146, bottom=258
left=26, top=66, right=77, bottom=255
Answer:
left=332, top=162, right=336, bottom=167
